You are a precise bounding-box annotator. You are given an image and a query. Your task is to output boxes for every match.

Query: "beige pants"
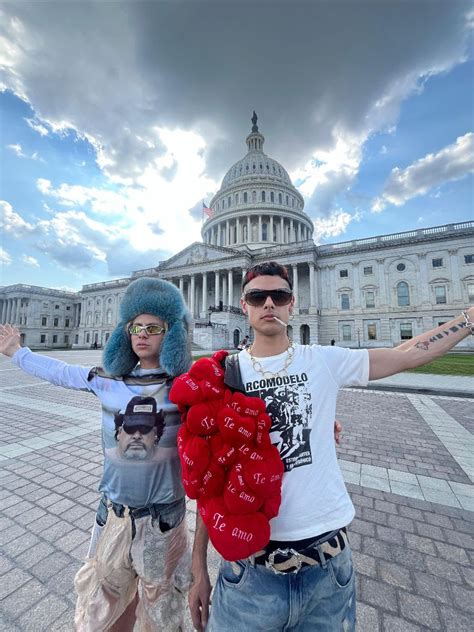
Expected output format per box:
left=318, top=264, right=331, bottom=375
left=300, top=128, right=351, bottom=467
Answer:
left=74, top=506, right=192, bottom=632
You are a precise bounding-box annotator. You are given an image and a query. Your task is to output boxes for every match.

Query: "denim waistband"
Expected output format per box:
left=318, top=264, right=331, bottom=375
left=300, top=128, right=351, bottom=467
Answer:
left=104, top=496, right=185, bottom=520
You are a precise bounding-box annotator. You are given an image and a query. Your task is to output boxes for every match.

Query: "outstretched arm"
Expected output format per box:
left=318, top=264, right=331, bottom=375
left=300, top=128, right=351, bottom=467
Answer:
left=368, top=307, right=473, bottom=380
left=189, top=512, right=212, bottom=631
left=0, top=324, right=94, bottom=391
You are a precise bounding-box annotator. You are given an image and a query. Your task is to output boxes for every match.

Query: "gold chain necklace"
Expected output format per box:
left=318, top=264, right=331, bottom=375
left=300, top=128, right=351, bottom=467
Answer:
left=248, top=341, right=294, bottom=379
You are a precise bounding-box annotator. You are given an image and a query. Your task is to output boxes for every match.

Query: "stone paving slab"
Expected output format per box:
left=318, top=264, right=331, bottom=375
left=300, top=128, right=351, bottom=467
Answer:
left=0, top=350, right=473, bottom=631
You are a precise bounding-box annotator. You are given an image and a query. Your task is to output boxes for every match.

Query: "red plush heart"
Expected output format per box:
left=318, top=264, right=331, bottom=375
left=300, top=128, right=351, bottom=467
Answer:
left=228, top=392, right=266, bottom=418
left=217, top=407, right=256, bottom=446
left=200, top=380, right=226, bottom=401
left=205, top=497, right=270, bottom=561
left=181, top=463, right=202, bottom=499
left=255, top=413, right=272, bottom=448
left=224, top=462, right=263, bottom=514
left=189, top=357, right=225, bottom=384
left=211, top=350, right=228, bottom=365
left=261, top=491, right=281, bottom=520
left=176, top=423, right=191, bottom=456
left=181, top=435, right=210, bottom=475
left=186, top=402, right=220, bottom=436
left=213, top=443, right=238, bottom=468
left=200, top=461, right=226, bottom=499
left=169, top=373, right=202, bottom=406
left=243, top=446, right=284, bottom=496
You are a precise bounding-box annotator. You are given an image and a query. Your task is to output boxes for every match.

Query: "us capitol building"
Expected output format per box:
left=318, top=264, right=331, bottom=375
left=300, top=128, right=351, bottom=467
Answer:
left=1, top=115, right=473, bottom=351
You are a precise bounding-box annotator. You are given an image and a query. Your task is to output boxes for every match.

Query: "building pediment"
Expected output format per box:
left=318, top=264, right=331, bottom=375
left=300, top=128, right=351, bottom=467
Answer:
left=160, top=242, right=240, bottom=270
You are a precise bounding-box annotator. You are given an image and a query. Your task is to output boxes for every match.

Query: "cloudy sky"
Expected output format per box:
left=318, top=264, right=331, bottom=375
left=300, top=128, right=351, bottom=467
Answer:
left=1, top=0, right=473, bottom=291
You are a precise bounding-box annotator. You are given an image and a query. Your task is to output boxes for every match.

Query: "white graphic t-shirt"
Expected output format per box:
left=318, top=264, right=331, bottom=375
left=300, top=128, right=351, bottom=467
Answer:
left=239, top=344, right=369, bottom=540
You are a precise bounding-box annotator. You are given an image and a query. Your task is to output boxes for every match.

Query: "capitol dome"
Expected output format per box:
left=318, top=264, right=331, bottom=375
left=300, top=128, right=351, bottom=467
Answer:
left=202, top=113, right=313, bottom=251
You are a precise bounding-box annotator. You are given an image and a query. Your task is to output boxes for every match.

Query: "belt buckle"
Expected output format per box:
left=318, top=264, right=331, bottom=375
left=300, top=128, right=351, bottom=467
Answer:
left=266, top=547, right=302, bottom=575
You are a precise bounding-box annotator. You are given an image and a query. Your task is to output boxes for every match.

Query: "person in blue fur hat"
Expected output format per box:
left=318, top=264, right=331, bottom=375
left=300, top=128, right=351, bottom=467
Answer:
left=0, top=277, right=193, bottom=632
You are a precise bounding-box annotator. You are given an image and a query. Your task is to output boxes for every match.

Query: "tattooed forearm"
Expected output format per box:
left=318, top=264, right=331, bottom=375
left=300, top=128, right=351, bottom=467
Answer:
left=414, top=323, right=465, bottom=351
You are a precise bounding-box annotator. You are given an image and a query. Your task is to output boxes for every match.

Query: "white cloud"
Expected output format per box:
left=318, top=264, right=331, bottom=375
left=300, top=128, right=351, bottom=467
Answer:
left=0, top=247, right=12, bottom=265
left=372, top=133, right=474, bottom=212
left=21, top=254, right=39, bottom=267
left=7, top=143, right=25, bottom=157
left=0, top=200, right=35, bottom=237
left=312, top=210, right=356, bottom=244
left=25, top=117, right=49, bottom=136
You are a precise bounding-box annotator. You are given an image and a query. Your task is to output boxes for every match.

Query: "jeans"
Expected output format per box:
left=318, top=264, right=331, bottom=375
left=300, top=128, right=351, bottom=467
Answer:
left=207, top=542, right=356, bottom=632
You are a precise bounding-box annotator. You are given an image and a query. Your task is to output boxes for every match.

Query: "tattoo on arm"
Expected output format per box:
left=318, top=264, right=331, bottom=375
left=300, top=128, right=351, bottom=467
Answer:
left=414, top=322, right=464, bottom=351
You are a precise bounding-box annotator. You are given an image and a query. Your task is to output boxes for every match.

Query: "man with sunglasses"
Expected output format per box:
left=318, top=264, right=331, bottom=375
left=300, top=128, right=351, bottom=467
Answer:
left=0, top=277, right=193, bottom=632
left=190, top=261, right=474, bottom=632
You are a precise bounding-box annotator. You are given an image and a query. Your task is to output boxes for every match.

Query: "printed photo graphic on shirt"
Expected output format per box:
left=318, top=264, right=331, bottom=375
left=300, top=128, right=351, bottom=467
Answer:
left=246, top=372, right=312, bottom=472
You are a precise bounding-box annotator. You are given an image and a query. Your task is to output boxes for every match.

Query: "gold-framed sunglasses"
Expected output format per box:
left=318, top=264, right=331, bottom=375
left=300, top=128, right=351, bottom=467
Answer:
left=128, top=324, right=167, bottom=336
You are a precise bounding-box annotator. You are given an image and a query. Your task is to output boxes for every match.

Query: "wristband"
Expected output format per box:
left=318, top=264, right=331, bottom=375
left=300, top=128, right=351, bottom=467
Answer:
left=461, top=310, right=474, bottom=335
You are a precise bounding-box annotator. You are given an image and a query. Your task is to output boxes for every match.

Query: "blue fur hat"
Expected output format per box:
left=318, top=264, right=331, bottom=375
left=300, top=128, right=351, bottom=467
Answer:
left=103, top=277, right=192, bottom=377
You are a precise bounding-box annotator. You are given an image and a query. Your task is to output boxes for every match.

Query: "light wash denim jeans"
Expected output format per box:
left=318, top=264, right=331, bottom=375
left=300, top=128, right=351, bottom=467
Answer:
left=207, top=542, right=356, bottom=632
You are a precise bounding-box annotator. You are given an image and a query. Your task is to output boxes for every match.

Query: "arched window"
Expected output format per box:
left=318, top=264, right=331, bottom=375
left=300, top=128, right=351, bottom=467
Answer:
left=243, top=224, right=248, bottom=241
left=244, top=192, right=248, bottom=203
left=397, top=282, right=410, bottom=306
left=262, top=223, right=268, bottom=241
left=106, top=309, right=112, bottom=324
left=228, top=196, right=231, bottom=207
left=252, top=190, right=257, bottom=202
left=235, top=193, right=239, bottom=205
left=270, top=191, right=274, bottom=202
left=286, top=195, right=289, bottom=205
left=261, top=191, right=265, bottom=202
left=278, top=193, right=282, bottom=204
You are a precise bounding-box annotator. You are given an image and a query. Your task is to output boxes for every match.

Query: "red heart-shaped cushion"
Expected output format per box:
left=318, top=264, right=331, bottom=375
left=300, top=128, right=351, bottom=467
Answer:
left=224, top=462, right=263, bottom=514
left=261, top=491, right=282, bottom=520
left=218, top=407, right=256, bottom=446
left=181, top=462, right=202, bottom=499
left=176, top=423, right=191, bottom=456
left=189, top=357, right=225, bottom=384
left=200, top=461, right=226, bottom=499
left=181, top=435, right=210, bottom=475
left=228, top=392, right=267, bottom=418
left=255, top=413, right=272, bottom=448
left=186, top=401, right=221, bottom=436
left=200, top=380, right=226, bottom=401
left=213, top=443, right=238, bottom=468
left=169, top=373, right=202, bottom=407
left=211, top=350, right=228, bottom=365
left=206, top=497, right=270, bottom=561
left=243, top=446, right=284, bottom=496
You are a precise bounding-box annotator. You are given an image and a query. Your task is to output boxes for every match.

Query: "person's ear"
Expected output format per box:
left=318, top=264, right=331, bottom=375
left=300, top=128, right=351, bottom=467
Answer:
left=240, top=296, right=248, bottom=315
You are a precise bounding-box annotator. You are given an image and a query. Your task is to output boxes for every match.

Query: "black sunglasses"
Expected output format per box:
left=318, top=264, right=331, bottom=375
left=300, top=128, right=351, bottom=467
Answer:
left=243, top=289, right=293, bottom=307
left=122, top=424, right=154, bottom=435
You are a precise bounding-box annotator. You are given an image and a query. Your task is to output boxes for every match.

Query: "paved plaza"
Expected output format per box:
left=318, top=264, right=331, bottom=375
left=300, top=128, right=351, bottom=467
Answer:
left=0, top=350, right=473, bottom=631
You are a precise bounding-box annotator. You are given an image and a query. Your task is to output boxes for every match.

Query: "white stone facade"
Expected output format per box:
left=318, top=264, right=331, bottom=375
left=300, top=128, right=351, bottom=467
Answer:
left=2, top=118, right=473, bottom=351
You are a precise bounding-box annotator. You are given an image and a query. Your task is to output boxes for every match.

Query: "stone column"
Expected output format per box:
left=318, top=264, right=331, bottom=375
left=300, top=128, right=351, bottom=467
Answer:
left=290, top=220, right=294, bottom=242
left=214, top=271, right=220, bottom=306
left=236, top=218, right=240, bottom=244
left=292, top=264, right=299, bottom=307
left=270, top=216, right=274, bottom=242
left=247, top=216, right=251, bottom=243
left=352, top=262, right=361, bottom=308
left=179, top=277, right=184, bottom=295
left=6, top=300, right=12, bottom=323
left=258, top=216, right=262, bottom=241
left=0, top=300, right=5, bottom=323
left=190, top=274, right=195, bottom=317
left=202, top=272, right=208, bottom=314
left=280, top=217, right=284, bottom=244
left=225, top=221, right=229, bottom=246
left=449, top=249, right=462, bottom=302
left=329, top=265, right=337, bottom=309
left=376, top=259, right=387, bottom=306
left=309, top=262, right=316, bottom=308
left=222, top=274, right=227, bottom=306
left=298, top=223, right=302, bottom=241
left=217, top=223, right=222, bottom=246
left=228, top=269, right=233, bottom=306
left=417, top=254, right=429, bottom=304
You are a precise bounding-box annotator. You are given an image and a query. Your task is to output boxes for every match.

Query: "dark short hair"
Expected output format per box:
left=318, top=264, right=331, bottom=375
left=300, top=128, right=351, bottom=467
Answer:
left=242, top=261, right=293, bottom=291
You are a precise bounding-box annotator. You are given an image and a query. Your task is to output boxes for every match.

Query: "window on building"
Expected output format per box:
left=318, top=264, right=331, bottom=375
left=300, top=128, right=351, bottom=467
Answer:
left=278, top=193, right=282, bottom=204
left=252, top=190, right=257, bottom=202
left=55, top=304, right=60, bottom=309
left=261, top=191, right=265, bottom=202
left=53, top=317, right=59, bottom=327
left=339, top=269, right=348, bottom=278
left=66, top=305, right=71, bottom=311
left=464, top=254, right=474, bottom=264
left=64, top=335, right=69, bottom=344
left=105, top=332, right=110, bottom=342
left=75, top=334, right=79, bottom=344
left=468, top=284, right=474, bottom=302
left=262, top=223, right=267, bottom=241
left=396, top=263, right=406, bottom=272
left=228, top=196, right=231, bottom=207
left=363, top=266, right=373, bottom=276
left=432, top=258, right=443, bottom=268
left=342, top=324, right=351, bottom=341
left=106, top=309, right=113, bottom=324
left=86, top=313, right=92, bottom=326
left=95, top=313, right=100, bottom=324
left=270, top=191, right=274, bottom=202
left=400, top=323, right=413, bottom=340
left=41, top=317, right=47, bottom=327
left=434, top=286, right=447, bottom=304
left=286, top=195, right=289, bottom=205
left=397, top=281, right=410, bottom=306
left=53, top=335, right=58, bottom=343
left=43, top=302, right=49, bottom=308
left=243, top=192, right=248, bottom=203
left=367, top=324, right=377, bottom=340
left=65, top=318, right=70, bottom=327
left=40, top=334, right=46, bottom=343
left=366, top=291, right=375, bottom=308
left=86, top=333, right=90, bottom=343
left=341, top=294, right=350, bottom=310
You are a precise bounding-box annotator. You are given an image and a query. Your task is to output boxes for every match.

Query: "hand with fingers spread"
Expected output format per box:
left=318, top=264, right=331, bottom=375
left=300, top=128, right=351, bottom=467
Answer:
left=334, top=420, right=343, bottom=445
left=0, top=324, right=21, bottom=357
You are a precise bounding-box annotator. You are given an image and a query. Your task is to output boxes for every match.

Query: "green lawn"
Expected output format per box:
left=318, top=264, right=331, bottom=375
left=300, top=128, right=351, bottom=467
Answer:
left=407, top=354, right=474, bottom=376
